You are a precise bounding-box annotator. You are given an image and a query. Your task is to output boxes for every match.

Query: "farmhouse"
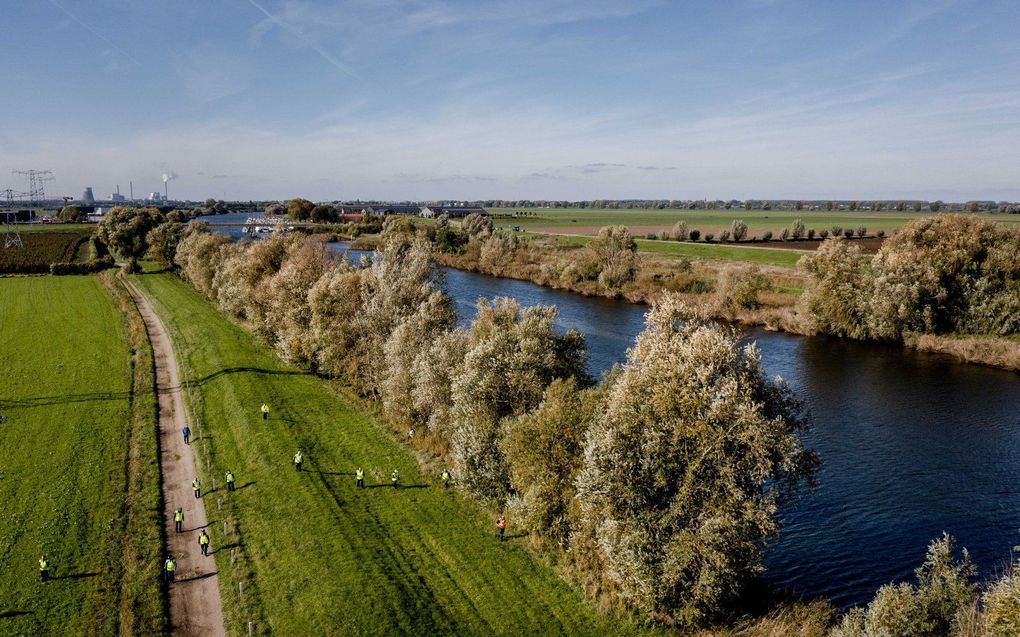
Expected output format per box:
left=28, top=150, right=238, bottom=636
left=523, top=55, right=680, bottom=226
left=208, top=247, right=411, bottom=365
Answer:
left=420, top=205, right=488, bottom=218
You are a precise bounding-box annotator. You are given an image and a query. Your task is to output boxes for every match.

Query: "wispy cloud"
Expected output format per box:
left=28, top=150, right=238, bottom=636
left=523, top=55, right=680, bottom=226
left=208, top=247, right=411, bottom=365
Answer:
left=244, top=0, right=360, bottom=79
left=46, top=0, right=142, bottom=67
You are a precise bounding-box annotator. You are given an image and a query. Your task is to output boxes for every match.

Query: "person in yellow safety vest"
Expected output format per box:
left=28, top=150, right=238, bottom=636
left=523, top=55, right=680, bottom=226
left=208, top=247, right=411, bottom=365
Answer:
left=441, top=469, right=451, bottom=489
left=174, top=508, right=184, bottom=533
left=39, top=555, right=49, bottom=582
left=261, top=403, right=270, bottom=421
left=355, top=467, right=365, bottom=489
left=164, top=556, right=176, bottom=583
left=199, top=530, right=210, bottom=557
left=391, top=469, right=399, bottom=488
left=293, top=450, right=303, bottom=472
left=192, top=478, right=201, bottom=498
left=225, top=470, right=236, bottom=492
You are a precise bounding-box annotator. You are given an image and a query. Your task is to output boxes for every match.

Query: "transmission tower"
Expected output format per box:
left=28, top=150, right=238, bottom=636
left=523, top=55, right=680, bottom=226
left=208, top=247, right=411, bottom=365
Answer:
left=13, top=169, right=55, bottom=207
left=1, top=187, right=27, bottom=249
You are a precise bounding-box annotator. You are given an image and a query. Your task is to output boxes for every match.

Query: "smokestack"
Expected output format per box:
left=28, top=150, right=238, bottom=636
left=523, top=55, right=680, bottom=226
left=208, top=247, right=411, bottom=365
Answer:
left=130, top=181, right=133, bottom=200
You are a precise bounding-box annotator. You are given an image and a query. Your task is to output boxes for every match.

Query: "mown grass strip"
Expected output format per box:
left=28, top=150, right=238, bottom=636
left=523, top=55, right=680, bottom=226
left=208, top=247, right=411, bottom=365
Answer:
left=131, top=271, right=656, bottom=637
left=0, top=275, right=162, bottom=635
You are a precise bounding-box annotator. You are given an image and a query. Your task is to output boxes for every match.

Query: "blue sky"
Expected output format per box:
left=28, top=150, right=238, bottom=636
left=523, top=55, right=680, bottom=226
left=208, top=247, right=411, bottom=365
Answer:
left=2, top=0, right=1018, bottom=201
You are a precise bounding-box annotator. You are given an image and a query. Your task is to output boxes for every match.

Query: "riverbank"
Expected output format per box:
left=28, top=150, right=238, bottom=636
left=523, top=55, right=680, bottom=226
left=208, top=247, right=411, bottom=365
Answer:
left=430, top=243, right=1020, bottom=374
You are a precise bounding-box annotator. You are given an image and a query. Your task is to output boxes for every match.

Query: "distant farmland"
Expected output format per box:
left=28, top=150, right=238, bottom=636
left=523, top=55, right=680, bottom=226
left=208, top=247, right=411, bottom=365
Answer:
left=490, top=207, right=1020, bottom=236
left=0, top=228, right=91, bottom=273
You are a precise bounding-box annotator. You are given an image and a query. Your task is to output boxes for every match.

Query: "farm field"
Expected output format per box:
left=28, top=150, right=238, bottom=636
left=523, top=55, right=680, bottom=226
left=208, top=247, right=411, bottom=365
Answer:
left=0, top=275, right=163, bottom=635
left=0, top=228, right=92, bottom=273
left=491, top=207, right=1020, bottom=236
left=546, top=233, right=810, bottom=268
left=131, top=271, right=654, bottom=637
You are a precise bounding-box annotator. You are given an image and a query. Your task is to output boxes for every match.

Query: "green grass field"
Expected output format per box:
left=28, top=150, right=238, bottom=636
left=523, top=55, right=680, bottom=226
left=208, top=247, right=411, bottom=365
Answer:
left=0, top=276, right=163, bottom=635
left=547, top=233, right=809, bottom=267
left=131, top=271, right=653, bottom=636
left=491, top=207, right=1020, bottom=234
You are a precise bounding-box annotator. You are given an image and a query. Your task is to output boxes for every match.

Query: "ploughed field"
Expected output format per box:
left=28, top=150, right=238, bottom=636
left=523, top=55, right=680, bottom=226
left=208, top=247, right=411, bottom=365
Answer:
left=0, top=276, right=162, bottom=635
left=131, top=271, right=652, bottom=636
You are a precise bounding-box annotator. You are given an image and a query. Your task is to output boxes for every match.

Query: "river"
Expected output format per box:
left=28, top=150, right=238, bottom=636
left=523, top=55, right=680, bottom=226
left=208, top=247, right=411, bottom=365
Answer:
left=205, top=213, right=1020, bottom=607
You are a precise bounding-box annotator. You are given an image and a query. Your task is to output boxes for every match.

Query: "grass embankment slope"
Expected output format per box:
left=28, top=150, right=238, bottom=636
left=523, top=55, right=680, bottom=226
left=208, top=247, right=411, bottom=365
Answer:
left=131, top=271, right=653, bottom=637
left=0, top=275, right=164, bottom=635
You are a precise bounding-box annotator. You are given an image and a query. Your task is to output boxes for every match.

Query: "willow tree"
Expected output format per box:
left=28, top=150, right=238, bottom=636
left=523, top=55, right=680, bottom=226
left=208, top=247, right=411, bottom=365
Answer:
left=573, top=294, right=817, bottom=625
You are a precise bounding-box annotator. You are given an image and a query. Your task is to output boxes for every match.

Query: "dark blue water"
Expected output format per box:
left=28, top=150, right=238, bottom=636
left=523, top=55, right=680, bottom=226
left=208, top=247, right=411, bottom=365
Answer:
left=213, top=218, right=1020, bottom=608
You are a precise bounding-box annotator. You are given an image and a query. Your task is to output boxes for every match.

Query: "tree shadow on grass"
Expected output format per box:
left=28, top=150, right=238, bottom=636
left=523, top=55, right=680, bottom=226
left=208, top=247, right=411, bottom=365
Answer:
left=503, top=532, right=529, bottom=541
left=0, top=611, right=33, bottom=619
left=365, top=484, right=429, bottom=490
left=212, top=542, right=245, bottom=555
left=185, top=366, right=312, bottom=387
left=307, top=470, right=349, bottom=477
left=236, top=481, right=256, bottom=491
left=0, top=390, right=131, bottom=408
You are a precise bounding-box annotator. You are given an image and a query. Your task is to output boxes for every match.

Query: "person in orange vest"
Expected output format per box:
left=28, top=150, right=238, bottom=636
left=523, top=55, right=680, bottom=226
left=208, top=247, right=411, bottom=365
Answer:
left=496, top=516, right=506, bottom=542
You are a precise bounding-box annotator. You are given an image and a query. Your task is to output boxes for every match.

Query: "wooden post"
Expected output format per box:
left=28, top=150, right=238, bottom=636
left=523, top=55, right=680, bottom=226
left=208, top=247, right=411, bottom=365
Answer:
left=248, top=621, right=254, bottom=636
left=239, top=581, right=244, bottom=600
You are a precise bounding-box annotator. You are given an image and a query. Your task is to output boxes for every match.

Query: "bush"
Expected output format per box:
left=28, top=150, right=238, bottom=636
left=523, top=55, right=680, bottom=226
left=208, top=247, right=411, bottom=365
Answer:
left=876, top=229, right=886, bottom=238
left=704, top=233, right=714, bottom=242
left=832, top=225, right=843, bottom=237
left=832, top=534, right=976, bottom=637
left=983, top=566, right=1020, bottom=636
left=49, top=256, right=115, bottom=275
left=780, top=228, right=790, bottom=241
left=856, top=225, right=867, bottom=238
left=671, top=220, right=689, bottom=241
left=688, top=229, right=701, bottom=241
left=716, top=264, right=772, bottom=313
left=799, top=239, right=873, bottom=339
left=586, top=226, right=637, bottom=290
left=807, top=228, right=816, bottom=240
left=762, top=230, right=773, bottom=241
left=719, top=229, right=731, bottom=242
left=791, top=218, right=805, bottom=239
left=462, top=213, right=493, bottom=238
left=843, top=228, right=854, bottom=238
left=730, top=219, right=748, bottom=241
left=820, top=229, right=829, bottom=239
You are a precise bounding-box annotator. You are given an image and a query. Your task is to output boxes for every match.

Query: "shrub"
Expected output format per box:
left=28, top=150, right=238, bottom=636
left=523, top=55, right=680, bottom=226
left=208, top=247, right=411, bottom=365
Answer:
left=843, top=228, right=854, bottom=238
left=876, top=229, right=886, bottom=238
left=820, top=229, right=829, bottom=239
left=688, top=229, right=701, bottom=241
left=856, top=225, right=867, bottom=238
left=833, top=534, right=976, bottom=637
left=175, top=224, right=230, bottom=298
left=716, top=264, right=772, bottom=313
left=730, top=219, right=748, bottom=241
left=146, top=221, right=185, bottom=268
left=719, top=229, right=731, bottom=242
left=704, top=233, right=714, bottom=242
left=462, top=213, right=493, bottom=238
left=573, top=295, right=816, bottom=625
left=807, top=228, right=816, bottom=240
left=832, top=225, right=843, bottom=237
left=645, top=233, right=657, bottom=240
left=780, top=228, right=790, bottom=241
left=791, top=218, right=805, bottom=239
left=762, top=230, right=773, bottom=241
left=586, top=226, right=637, bottom=290
left=983, top=565, right=1020, bottom=636
left=97, top=206, right=166, bottom=272
left=671, top=220, right=689, bottom=241
left=799, top=238, right=873, bottom=339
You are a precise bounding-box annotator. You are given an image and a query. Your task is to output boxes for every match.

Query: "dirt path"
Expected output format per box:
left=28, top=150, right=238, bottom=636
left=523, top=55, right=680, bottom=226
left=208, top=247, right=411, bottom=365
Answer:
left=125, top=278, right=227, bottom=637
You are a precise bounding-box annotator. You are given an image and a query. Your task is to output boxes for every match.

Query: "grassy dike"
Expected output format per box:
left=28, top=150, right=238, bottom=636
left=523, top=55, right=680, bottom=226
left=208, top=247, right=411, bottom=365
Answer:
left=0, top=275, right=164, bottom=635
left=130, top=270, right=657, bottom=636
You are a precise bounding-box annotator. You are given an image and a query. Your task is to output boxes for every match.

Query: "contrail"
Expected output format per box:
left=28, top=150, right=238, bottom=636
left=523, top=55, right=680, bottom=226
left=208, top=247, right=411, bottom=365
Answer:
left=47, top=0, right=142, bottom=67
left=244, top=0, right=360, bottom=80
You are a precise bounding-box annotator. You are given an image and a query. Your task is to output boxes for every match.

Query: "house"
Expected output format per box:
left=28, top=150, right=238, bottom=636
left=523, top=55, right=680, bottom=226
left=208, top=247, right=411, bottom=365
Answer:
left=420, top=205, right=488, bottom=219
